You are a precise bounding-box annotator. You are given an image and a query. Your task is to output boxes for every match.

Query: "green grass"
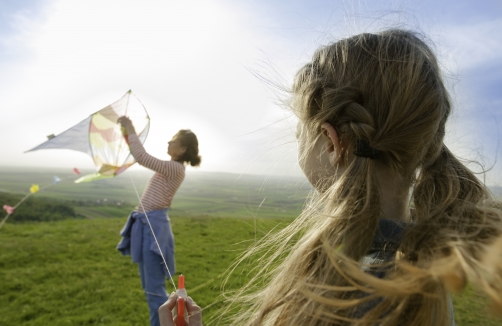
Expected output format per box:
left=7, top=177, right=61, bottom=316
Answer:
left=0, top=216, right=292, bottom=325
left=1, top=217, right=502, bottom=325
left=452, top=287, right=502, bottom=325
left=1, top=167, right=502, bottom=325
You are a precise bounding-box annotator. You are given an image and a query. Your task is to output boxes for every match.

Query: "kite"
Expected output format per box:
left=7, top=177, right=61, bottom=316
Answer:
left=26, top=90, right=150, bottom=183
left=29, top=184, right=39, bottom=193
left=53, top=176, right=61, bottom=184
left=3, top=205, right=14, bottom=215
left=0, top=168, right=84, bottom=230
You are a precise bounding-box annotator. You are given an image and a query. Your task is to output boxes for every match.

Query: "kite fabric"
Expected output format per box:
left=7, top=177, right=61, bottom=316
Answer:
left=26, top=90, right=150, bottom=183
left=3, top=205, right=14, bottom=215
left=53, top=176, right=61, bottom=184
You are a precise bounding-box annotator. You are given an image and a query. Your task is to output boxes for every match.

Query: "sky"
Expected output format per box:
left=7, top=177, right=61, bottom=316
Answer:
left=0, top=0, right=501, bottom=185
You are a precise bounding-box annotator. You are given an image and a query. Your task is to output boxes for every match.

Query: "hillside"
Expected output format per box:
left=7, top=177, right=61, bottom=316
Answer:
left=1, top=167, right=502, bottom=325
left=0, top=217, right=500, bottom=325
left=0, top=167, right=312, bottom=221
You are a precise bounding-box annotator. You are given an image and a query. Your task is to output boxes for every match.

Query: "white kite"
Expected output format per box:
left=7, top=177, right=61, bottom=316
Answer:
left=27, top=90, right=150, bottom=183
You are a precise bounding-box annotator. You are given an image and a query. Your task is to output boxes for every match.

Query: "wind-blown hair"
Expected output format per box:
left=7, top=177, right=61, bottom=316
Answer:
left=176, top=129, right=201, bottom=167
left=219, top=30, right=502, bottom=325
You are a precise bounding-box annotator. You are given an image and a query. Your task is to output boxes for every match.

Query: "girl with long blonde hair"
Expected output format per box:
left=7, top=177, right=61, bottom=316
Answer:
left=159, top=29, right=502, bottom=326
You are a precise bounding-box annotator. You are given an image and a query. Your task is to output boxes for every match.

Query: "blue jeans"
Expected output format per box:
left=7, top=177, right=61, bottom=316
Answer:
left=138, top=217, right=170, bottom=326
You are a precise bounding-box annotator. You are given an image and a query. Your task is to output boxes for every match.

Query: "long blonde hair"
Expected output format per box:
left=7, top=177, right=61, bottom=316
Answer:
left=220, top=29, right=502, bottom=326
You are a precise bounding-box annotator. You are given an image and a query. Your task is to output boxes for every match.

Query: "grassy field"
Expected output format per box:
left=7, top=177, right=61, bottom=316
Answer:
left=1, top=167, right=502, bottom=325
left=0, top=216, right=291, bottom=325
left=0, top=217, right=501, bottom=325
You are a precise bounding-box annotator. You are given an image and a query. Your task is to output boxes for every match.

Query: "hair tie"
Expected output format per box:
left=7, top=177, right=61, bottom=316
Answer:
left=354, top=140, right=382, bottom=159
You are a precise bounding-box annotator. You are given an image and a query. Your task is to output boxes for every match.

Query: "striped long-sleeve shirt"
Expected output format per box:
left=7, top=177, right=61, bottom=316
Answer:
left=128, top=134, right=185, bottom=212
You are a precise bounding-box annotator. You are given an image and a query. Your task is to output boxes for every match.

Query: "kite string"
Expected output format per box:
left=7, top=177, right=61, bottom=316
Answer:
left=129, top=174, right=178, bottom=292
left=0, top=192, right=31, bottom=229
left=0, top=173, right=78, bottom=230
left=0, top=182, right=55, bottom=229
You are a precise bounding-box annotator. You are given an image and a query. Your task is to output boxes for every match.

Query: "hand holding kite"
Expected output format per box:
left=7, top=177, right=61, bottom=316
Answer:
left=118, top=116, right=136, bottom=136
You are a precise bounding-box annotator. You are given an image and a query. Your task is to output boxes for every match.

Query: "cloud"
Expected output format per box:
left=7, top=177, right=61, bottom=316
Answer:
left=436, top=18, right=502, bottom=72
left=430, top=18, right=502, bottom=185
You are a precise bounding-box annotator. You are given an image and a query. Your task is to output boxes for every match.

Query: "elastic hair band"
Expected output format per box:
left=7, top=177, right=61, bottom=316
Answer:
left=354, top=140, right=382, bottom=159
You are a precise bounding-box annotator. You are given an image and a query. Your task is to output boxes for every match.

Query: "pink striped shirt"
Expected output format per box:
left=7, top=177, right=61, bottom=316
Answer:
left=128, top=134, right=185, bottom=212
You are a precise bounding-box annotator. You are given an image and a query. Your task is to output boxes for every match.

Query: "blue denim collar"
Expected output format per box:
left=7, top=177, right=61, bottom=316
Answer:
left=371, top=218, right=409, bottom=251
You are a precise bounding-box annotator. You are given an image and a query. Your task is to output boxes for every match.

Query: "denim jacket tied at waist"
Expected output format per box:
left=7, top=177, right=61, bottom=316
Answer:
left=116, top=209, right=175, bottom=278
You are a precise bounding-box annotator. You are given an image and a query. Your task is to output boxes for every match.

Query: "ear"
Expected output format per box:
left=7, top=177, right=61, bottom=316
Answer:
left=320, top=122, right=341, bottom=165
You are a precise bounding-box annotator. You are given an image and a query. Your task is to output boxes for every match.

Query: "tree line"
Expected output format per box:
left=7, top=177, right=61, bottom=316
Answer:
left=1, top=193, right=82, bottom=223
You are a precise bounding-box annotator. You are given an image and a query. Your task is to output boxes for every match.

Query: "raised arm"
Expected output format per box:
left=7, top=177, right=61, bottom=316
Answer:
left=118, top=116, right=183, bottom=177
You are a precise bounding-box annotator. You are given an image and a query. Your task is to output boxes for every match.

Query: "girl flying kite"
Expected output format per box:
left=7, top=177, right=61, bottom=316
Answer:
left=117, top=116, right=201, bottom=326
